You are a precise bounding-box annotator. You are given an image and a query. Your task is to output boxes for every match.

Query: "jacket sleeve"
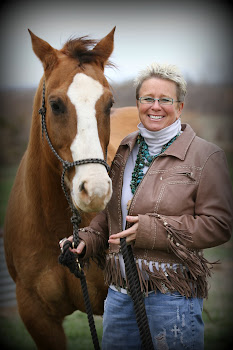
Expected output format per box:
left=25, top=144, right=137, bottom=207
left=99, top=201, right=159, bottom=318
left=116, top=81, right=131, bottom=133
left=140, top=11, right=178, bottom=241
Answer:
left=134, top=150, right=233, bottom=252
left=78, top=209, right=109, bottom=260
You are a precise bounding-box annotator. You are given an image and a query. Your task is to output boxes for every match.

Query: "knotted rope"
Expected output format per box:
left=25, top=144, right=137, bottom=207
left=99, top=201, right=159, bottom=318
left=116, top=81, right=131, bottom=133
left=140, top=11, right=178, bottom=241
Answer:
left=59, top=240, right=100, bottom=350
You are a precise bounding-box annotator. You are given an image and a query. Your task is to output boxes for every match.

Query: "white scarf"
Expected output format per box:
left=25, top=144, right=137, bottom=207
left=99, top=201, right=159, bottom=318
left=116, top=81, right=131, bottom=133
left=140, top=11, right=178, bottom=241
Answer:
left=137, top=118, right=181, bottom=156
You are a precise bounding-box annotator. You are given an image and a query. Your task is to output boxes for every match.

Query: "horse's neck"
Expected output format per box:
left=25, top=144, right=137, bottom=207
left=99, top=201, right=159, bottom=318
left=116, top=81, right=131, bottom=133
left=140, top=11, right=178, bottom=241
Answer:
left=25, top=95, right=72, bottom=235
left=26, top=144, right=71, bottom=227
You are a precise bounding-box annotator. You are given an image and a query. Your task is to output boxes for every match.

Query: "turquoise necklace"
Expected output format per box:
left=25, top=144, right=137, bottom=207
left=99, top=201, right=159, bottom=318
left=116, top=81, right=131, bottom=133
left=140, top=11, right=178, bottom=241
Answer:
left=130, top=132, right=180, bottom=194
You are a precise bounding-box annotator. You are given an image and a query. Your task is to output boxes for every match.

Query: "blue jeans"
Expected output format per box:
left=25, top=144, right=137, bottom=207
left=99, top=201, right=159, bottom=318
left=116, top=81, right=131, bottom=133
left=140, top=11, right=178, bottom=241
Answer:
left=102, top=287, right=204, bottom=350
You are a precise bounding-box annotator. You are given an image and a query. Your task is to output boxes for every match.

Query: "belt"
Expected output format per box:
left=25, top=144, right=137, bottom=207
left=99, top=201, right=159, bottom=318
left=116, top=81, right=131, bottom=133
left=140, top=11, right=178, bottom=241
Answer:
left=118, top=280, right=154, bottom=292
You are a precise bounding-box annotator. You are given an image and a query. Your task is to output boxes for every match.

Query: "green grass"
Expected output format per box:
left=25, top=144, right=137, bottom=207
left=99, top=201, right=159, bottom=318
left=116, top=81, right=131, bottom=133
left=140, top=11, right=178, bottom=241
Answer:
left=64, top=313, right=103, bottom=349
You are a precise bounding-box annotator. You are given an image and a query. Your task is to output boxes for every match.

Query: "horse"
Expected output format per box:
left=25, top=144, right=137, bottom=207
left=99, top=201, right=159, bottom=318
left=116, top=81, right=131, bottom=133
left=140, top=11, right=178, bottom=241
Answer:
left=109, top=106, right=139, bottom=157
left=4, top=28, right=124, bottom=350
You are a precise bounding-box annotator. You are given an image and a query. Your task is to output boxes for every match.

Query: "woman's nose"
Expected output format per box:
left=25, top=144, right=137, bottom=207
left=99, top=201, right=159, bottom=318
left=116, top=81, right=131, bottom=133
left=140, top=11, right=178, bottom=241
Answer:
left=151, top=100, right=162, bottom=109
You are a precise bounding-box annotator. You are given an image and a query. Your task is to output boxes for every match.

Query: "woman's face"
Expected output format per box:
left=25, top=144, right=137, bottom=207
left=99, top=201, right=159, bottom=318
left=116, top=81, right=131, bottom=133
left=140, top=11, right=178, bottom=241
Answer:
left=137, top=77, right=184, bottom=131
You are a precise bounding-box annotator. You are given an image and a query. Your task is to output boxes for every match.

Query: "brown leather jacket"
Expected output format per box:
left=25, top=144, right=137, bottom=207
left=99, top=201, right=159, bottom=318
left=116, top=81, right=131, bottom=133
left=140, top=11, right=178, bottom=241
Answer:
left=79, top=124, right=233, bottom=297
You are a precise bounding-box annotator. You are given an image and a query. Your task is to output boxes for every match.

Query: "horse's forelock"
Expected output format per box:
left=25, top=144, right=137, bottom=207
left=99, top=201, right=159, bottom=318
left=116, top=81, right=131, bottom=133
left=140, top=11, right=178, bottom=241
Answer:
left=61, top=37, right=106, bottom=66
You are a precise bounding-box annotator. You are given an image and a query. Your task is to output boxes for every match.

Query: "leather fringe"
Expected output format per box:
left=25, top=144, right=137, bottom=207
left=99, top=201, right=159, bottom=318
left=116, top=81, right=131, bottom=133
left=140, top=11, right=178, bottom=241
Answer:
left=104, top=216, right=215, bottom=298
left=164, top=220, right=215, bottom=298
left=104, top=252, right=212, bottom=298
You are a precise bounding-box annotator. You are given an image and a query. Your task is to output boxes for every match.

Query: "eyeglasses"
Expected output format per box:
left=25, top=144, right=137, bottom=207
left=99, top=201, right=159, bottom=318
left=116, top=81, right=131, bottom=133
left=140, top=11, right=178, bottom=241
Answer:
left=137, top=96, right=180, bottom=105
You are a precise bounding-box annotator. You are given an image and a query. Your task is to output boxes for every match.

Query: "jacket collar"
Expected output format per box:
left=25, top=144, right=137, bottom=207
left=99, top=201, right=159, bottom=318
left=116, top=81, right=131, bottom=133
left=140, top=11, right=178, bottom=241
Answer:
left=120, top=124, right=196, bottom=161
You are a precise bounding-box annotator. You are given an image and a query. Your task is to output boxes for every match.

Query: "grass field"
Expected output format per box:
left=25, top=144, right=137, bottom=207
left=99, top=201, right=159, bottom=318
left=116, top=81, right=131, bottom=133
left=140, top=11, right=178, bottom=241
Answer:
left=1, top=164, right=233, bottom=349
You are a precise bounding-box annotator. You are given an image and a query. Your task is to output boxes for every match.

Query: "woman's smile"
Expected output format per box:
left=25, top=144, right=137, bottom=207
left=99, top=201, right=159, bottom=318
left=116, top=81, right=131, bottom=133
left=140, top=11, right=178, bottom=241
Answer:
left=148, top=114, right=164, bottom=121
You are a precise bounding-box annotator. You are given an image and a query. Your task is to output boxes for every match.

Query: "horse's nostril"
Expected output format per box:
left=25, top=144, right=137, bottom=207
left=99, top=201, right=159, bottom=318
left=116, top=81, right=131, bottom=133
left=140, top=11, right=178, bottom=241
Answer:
left=79, top=181, right=88, bottom=194
left=79, top=181, right=85, bottom=192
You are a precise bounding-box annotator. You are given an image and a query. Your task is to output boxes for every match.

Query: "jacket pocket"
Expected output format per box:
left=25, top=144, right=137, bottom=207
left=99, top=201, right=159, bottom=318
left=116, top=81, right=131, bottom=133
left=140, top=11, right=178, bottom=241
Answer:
left=152, top=167, right=200, bottom=215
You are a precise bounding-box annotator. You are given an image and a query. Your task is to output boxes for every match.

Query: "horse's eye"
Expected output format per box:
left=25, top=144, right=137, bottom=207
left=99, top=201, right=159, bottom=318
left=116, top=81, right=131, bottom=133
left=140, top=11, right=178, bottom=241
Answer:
left=110, top=99, right=114, bottom=108
left=105, top=98, right=114, bottom=114
left=51, top=102, right=60, bottom=112
left=49, top=99, right=66, bottom=114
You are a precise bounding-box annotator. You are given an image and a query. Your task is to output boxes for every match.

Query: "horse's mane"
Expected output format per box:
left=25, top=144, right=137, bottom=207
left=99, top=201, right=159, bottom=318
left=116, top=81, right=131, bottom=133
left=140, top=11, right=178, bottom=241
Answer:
left=61, top=36, right=113, bottom=67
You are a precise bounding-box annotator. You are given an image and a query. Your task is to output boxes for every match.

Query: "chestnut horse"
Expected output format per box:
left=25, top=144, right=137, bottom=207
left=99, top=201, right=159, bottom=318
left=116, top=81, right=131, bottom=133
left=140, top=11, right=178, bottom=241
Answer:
left=4, top=28, right=125, bottom=350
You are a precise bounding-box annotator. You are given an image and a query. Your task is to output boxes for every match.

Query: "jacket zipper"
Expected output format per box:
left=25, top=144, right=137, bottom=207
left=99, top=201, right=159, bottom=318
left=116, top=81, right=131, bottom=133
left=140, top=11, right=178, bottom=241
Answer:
left=160, top=171, right=195, bottom=181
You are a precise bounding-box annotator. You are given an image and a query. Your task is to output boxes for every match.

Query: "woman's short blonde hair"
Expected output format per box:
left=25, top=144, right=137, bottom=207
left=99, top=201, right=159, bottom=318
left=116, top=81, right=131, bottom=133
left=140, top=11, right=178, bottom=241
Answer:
left=134, top=62, right=187, bottom=102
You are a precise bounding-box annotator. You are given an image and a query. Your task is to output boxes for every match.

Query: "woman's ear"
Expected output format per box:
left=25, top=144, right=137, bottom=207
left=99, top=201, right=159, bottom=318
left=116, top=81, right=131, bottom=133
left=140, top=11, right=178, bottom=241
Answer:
left=177, top=102, right=184, bottom=116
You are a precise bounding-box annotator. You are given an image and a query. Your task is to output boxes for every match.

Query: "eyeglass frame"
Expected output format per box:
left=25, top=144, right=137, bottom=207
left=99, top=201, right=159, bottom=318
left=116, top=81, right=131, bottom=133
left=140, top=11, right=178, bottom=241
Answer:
left=137, top=96, right=181, bottom=105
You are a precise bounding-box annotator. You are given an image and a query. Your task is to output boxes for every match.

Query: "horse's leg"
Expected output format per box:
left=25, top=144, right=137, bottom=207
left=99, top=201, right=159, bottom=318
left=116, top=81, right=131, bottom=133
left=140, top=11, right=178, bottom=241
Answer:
left=16, top=282, right=67, bottom=350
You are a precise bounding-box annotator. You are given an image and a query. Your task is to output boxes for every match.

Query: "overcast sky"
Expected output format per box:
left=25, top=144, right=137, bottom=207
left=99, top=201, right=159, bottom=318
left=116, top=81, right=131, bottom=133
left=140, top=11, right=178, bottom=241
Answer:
left=0, top=0, right=232, bottom=88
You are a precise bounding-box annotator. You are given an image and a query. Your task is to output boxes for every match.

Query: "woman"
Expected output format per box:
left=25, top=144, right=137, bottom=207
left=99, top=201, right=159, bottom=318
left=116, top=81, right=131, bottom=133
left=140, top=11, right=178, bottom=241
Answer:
left=60, top=63, right=233, bottom=349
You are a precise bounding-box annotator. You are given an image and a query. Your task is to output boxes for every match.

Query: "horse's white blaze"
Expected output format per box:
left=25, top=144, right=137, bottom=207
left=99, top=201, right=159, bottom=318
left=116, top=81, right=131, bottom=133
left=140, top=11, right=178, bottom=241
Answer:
left=67, top=73, right=112, bottom=212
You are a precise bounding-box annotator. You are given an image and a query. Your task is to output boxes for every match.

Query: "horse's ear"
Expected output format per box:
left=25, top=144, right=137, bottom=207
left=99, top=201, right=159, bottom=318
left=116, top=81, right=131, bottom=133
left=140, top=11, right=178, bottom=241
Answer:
left=28, top=29, right=58, bottom=72
left=92, top=27, right=116, bottom=70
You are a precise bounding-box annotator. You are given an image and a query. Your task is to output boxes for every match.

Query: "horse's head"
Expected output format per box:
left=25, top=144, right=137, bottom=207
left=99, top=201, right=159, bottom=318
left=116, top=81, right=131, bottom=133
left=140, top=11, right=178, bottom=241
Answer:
left=29, top=28, right=116, bottom=212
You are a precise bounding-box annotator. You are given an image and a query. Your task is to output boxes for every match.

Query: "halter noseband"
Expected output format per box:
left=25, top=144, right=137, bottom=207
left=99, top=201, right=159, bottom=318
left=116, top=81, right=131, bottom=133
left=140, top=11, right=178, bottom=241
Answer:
left=38, top=80, right=110, bottom=236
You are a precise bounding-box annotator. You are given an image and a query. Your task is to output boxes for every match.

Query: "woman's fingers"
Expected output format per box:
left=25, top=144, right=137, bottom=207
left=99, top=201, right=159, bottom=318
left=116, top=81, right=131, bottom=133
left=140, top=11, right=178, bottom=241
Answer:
left=108, top=221, right=138, bottom=245
left=76, top=240, right=86, bottom=254
left=126, top=215, right=139, bottom=223
left=59, top=235, right=73, bottom=249
left=108, top=232, right=136, bottom=245
left=59, top=235, right=85, bottom=255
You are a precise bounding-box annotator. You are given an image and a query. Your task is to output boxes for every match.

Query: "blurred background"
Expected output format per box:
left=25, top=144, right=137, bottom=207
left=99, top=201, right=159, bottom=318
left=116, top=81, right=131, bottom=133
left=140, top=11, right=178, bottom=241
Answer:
left=0, top=0, right=232, bottom=165
left=0, top=0, right=232, bottom=349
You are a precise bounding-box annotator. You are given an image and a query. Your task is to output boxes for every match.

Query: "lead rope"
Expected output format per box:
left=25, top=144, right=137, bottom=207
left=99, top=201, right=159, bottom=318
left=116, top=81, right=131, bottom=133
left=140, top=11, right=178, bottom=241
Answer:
left=39, top=81, right=102, bottom=350
left=39, top=81, right=154, bottom=349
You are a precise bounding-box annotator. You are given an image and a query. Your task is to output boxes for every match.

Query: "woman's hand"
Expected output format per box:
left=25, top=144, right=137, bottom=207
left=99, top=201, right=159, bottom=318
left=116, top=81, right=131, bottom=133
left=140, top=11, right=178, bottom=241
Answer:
left=108, top=216, right=139, bottom=245
left=59, top=235, right=86, bottom=254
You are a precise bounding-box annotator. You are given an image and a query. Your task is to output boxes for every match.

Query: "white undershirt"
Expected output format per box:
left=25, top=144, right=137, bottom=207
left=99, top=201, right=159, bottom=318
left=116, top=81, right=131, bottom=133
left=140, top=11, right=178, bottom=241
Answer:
left=111, top=119, right=182, bottom=288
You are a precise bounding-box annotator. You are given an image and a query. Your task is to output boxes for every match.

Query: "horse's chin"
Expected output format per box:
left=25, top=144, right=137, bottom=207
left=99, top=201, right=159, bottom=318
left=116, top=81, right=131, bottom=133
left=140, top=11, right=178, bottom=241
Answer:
left=72, top=197, right=108, bottom=213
